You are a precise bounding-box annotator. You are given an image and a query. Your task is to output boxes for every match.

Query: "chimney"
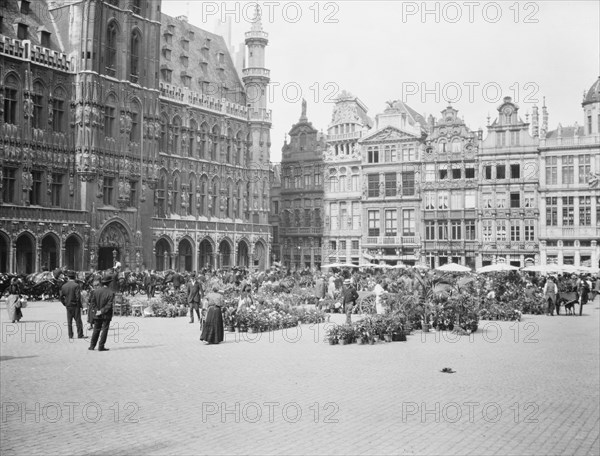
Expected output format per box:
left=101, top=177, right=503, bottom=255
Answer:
left=176, top=15, right=188, bottom=22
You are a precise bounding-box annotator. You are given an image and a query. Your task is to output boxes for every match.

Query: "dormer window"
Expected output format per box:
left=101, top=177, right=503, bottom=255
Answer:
left=203, top=38, right=211, bottom=49
left=181, top=38, right=189, bottom=51
left=20, top=1, right=30, bottom=15
left=40, top=31, right=51, bottom=47
left=162, top=48, right=171, bottom=60
left=17, top=23, right=28, bottom=40
left=201, top=48, right=209, bottom=62
left=181, top=74, right=191, bottom=88
left=161, top=69, right=172, bottom=83
left=218, top=53, right=225, bottom=65
left=180, top=55, right=188, bottom=67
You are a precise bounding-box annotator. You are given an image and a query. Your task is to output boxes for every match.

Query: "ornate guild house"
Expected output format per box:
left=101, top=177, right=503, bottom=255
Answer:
left=0, top=0, right=272, bottom=273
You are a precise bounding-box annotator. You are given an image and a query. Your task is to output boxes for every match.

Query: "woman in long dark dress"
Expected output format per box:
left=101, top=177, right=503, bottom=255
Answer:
left=200, top=286, right=224, bottom=344
left=5, top=279, right=23, bottom=323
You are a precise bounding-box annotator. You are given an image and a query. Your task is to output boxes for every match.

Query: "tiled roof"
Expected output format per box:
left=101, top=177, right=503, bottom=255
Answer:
left=159, top=14, right=245, bottom=105
left=546, top=125, right=585, bottom=138
left=1, top=0, right=65, bottom=51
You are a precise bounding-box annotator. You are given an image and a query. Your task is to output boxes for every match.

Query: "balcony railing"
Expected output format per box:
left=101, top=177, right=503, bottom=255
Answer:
left=363, top=236, right=420, bottom=245
left=326, top=131, right=363, bottom=141
left=541, top=134, right=600, bottom=147
left=159, top=83, right=249, bottom=121
left=0, top=36, right=72, bottom=72
left=242, top=67, right=271, bottom=78
left=0, top=205, right=89, bottom=224
left=245, top=30, right=269, bottom=40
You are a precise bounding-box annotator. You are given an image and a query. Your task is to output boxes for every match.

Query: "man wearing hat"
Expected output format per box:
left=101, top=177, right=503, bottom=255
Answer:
left=89, top=274, right=115, bottom=351
left=60, top=270, right=86, bottom=339
left=187, top=272, right=204, bottom=324
left=342, top=278, right=359, bottom=324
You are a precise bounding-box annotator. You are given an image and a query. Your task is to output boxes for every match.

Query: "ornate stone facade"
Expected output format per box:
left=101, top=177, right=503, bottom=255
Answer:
left=0, top=1, right=271, bottom=273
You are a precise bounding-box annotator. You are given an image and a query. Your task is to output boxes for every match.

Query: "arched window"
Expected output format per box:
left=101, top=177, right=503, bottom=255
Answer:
left=157, top=174, right=166, bottom=217
left=199, top=123, right=209, bottom=159
left=172, top=175, right=180, bottom=215
left=226, top=180, right=233, bottom=218
left=236, top=182, right=242, bottom=219
left=32, top=81, right=45, bottom=129
left=235, top=132, right=242, bottom=166
left=104, top=94, right=117, bottom=138
left=130, top=101, right=140, bottom=143
left=160, top=114, right=168, bottom=152
left=211, top=178, right=219, bottom=217
left=3, top=74, right=19, bottom=125
left=172, top=116, right=181, bottom=155
left=199, top=175, right=208, bottom=216
left=51, top=86, right=66, bottom=132
left=189, top=120, right=197, bottom=157
left=451, top=139, right=461, bottom=153
left=211, top=125, right=220, bottom=161
left=130, top=30, right=141, bottom=83
left=188, top=175, right=196, bottom=216
left=106, top=21, right=118, bottom=77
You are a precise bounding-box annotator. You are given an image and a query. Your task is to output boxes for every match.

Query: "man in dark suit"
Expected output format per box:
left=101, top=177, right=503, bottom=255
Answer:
left=60, top=271, right=86, bottom=339
left=89, top=274, right=115, bottom=351
left=187, top=273, right=203, bottom=324
left=342, top=279, right=359, bottom=324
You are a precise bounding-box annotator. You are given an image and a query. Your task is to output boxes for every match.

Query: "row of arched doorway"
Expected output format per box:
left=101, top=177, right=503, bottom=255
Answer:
left=0, top=231, right=83, bottom=274
left=153, top=237, right=266, bottom=271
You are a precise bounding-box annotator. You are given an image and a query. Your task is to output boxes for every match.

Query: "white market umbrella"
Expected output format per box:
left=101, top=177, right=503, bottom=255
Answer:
left=477, top=264, right=520, bottom=274
left=576, top=265, right=600, bottom=274
left=435, top=263, right=472, bottom=273
left=522, top=264, right=563, bottom=274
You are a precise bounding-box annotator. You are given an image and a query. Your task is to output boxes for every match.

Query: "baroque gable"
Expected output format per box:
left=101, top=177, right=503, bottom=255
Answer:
left=360, top=126, right=418, bottom=144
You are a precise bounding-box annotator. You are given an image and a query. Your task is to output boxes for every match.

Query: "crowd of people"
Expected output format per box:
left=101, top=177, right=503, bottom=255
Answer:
left=4, top=261, right=600, bottom=350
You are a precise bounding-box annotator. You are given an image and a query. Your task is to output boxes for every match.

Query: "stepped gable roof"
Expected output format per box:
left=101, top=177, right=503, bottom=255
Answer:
left=160, top=13, right=244, bottom=104
left=582, top=77, right=600, bottom=106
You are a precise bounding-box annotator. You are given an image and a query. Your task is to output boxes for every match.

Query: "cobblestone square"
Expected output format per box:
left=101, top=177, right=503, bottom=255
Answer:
left=1, top=297, right=599, bottom=455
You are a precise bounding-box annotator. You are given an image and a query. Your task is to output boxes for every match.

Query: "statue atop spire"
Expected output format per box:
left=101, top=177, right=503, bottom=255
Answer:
left=300, top=99, right=308, bottom=122
left=251, top=4, right=263, bottom=32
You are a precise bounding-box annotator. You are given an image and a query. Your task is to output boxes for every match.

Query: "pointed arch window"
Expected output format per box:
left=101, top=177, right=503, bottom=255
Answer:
left=189, top=120, right=197, bottom=157
left=160, top=116, right=168, bottom=152
left=3, top=77, right=19, bottom=125
left=104, top=94, right=117, bottom=138
left=199, top=176, right=207, bottom=216
left=157, top=175, right=166, bottom=218
left=130, top=30, right=141, bottom=83
left=172, top=117, right=181, bottom=155
left=32, top=82, right=45, bottom=129
left=211, top=180, right=219, bottom=217
left=172, top=176, right=180, bottom=215
left=106, top=22, right=118, bottom=77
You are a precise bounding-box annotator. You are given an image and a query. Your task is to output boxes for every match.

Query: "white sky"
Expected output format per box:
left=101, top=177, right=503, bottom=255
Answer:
left=161, top=1, right=600, bottom=162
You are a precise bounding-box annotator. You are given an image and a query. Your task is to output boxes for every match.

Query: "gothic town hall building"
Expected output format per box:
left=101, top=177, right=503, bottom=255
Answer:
left=0, top=0, right=272, bottom=273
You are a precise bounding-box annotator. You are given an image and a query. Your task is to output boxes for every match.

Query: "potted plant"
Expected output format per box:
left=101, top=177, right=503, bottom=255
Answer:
left=325, top=325, right=340, bottom=345
left=338, top=324, right=355, bottom=345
